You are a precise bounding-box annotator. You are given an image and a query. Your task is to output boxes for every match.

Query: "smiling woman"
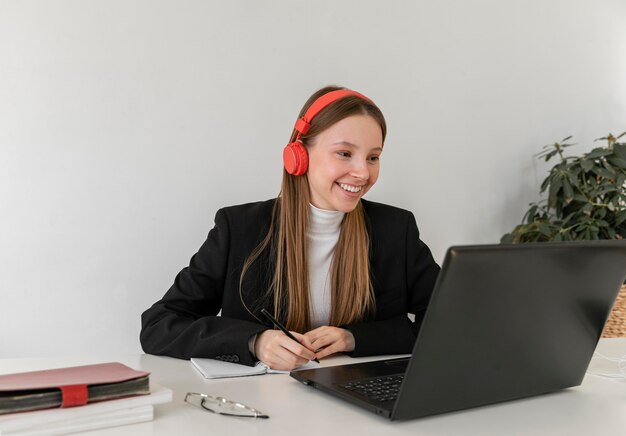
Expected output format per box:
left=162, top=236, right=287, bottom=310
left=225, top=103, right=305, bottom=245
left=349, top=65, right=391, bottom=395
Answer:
left=139, top=86, right=440, bottom=371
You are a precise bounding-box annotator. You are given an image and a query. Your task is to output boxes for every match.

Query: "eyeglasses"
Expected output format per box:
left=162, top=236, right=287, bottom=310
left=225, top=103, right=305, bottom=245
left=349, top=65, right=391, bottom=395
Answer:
left=184, top=392, right=269, bottom=419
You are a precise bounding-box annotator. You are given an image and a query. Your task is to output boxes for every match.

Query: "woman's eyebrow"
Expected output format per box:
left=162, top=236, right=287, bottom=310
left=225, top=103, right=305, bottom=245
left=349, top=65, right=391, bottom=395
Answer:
left=332, top=140, right=357, bottom=147
left=331, top=141, right=383, bottom=152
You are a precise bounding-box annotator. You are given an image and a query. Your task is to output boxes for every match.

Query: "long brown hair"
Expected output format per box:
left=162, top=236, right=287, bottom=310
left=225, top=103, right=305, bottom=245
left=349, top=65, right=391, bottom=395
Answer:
left=240, top=86, right=387, bottom=332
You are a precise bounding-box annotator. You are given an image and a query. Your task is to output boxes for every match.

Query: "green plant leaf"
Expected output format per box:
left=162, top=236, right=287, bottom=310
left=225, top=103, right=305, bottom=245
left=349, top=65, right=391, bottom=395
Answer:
left=564, top=164, right=581, bottom=187
left=592, top=167, right=615, bottom=179
left=500, top=233, right=515, bottom=244
left=561, top=212, right=576, bottom=225
left=616, top=210, right=626, bottom=226
left=524, top=204, right=539, bottom=224
left=596, top=185, right=618, bottom=196
left=562, top=178, right=574, bottom=202
left=607, top=156, right=626, bottom=169
left=537, top=222, right=553, bottom=236
left=548, top=176, right=562, bottom=207
left=602, top=158, right=616, bottom=172
left=586, top=148, right=612, bottom=159
left=580, top=158, right=594, bottom=172
left=613, top=143, right=626, bottom=159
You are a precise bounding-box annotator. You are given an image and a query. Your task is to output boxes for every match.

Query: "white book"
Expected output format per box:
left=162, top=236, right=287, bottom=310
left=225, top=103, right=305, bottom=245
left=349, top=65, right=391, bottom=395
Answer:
left=1, top=405, right=153, bottom=436
left=0, top=383, right=172, bottom=436
left=190, top=358, right=319, bottom=379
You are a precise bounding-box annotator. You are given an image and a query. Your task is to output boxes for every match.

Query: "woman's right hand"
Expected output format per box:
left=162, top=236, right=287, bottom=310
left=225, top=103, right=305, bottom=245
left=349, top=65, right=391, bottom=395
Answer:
left=254, top=330, right=317, bottom=371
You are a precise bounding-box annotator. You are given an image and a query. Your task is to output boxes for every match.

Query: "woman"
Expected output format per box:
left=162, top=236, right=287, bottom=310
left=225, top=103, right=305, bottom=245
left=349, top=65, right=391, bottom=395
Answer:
left=140, top=86, right=440, bottom=371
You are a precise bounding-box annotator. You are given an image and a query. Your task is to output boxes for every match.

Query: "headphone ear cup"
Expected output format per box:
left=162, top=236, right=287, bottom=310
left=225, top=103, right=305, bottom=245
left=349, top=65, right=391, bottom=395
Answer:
left=283, top=142, right=309, bottom=176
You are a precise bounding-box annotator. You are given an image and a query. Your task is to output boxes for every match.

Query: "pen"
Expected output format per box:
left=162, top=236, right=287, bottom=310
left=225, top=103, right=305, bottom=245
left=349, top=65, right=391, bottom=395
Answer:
left=260, top=308, right=320, bottom=363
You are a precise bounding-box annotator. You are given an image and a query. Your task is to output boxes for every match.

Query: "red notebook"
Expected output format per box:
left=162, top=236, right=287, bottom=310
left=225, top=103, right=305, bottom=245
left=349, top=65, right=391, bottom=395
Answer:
left=0, top=362, right=150, bottom=415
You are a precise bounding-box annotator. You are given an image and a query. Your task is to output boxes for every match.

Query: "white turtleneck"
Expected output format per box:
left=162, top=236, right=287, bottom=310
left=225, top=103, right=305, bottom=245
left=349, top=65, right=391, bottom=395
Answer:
left=308, top=204, right=345, bottom=328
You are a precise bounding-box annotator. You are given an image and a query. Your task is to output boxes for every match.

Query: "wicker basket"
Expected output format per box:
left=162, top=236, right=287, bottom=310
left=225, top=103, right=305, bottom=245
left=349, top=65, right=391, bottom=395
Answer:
left=602, top=284, right=626, bottom=337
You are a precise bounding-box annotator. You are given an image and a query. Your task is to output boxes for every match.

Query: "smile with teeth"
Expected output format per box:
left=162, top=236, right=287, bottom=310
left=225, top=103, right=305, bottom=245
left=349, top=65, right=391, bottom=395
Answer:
left=338, top=183, right=363, bottom=193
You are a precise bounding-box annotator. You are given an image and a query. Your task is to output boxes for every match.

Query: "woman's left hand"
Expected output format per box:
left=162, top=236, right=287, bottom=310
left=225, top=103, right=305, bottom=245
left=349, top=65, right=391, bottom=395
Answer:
left=303, top=326, right=355, bottom=360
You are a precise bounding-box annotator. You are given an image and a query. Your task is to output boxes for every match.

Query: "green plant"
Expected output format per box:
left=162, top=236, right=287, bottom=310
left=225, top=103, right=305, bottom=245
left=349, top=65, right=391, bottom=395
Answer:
left=502, top=131, right=626, bottom=243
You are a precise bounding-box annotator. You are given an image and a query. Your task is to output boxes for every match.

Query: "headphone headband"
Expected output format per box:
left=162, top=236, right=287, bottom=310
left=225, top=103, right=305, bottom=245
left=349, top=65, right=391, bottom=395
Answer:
left=294, top=89, right=371, bottom=136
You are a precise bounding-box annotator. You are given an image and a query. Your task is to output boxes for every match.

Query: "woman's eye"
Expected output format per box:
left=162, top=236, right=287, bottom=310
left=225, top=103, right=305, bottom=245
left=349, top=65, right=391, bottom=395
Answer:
left=337, top=151, right=351, bottom=158
left=368, top=155, right=380, bottom=162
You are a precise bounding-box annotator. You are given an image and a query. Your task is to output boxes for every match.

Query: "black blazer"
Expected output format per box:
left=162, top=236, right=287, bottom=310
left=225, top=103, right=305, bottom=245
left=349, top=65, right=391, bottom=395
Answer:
left=140, top=199, right=440, bottom=366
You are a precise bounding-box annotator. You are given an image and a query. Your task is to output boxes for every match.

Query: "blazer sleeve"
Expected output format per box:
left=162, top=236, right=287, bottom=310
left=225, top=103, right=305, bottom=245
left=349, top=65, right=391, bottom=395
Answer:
left=346, top=211, right=440, bottom=356
left=139, top=208, right=268, bottom=366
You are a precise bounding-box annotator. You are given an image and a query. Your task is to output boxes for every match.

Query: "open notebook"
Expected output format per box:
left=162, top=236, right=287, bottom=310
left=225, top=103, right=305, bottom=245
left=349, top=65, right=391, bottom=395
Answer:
left=191, top=358, right=319, bottom=379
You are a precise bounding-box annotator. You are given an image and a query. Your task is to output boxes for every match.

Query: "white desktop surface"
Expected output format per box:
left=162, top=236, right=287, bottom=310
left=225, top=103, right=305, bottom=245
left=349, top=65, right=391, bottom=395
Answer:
left=1, top=338, right=625, bottom=436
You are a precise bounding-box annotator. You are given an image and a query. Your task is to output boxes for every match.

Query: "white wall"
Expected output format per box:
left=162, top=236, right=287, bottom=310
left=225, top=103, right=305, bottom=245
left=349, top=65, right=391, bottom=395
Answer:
left=1, top=0, right=625, bottom=357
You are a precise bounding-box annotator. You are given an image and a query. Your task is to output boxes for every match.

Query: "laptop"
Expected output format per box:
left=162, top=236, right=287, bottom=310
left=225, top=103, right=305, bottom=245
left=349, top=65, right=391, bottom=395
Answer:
left=290, top=241, right=626, bottom=420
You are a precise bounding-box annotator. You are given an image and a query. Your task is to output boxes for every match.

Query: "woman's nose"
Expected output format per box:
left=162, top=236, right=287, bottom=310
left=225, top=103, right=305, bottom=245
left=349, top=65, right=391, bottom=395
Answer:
left=349, top=159, right=370, bottom=179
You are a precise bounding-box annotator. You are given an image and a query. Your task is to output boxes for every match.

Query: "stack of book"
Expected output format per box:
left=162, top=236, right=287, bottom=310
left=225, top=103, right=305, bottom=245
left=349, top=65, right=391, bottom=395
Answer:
left=0, top=362, right=172, bottom=435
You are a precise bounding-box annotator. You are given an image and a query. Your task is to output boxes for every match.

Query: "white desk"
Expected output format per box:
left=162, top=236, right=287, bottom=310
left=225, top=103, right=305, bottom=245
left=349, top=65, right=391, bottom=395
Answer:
left=1, top=338, right=625, bottom=436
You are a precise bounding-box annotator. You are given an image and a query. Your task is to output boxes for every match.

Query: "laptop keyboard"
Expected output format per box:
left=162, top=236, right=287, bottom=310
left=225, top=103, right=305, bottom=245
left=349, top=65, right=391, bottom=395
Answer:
left=340, top=374, right=404, bottom=402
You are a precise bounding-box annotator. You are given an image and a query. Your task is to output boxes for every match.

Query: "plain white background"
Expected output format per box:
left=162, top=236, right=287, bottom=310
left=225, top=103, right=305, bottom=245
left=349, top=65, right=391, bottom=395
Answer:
left=1, top=0, right=625, bottom=357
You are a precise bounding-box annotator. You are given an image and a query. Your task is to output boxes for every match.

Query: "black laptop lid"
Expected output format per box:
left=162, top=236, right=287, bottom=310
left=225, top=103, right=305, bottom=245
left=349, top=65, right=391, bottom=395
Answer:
left=393, top=241, right=626, bottom=420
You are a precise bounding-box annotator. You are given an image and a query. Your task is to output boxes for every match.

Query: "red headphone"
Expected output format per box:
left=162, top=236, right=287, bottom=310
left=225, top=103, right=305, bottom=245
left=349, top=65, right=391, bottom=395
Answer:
left=282, top=89, right=372, bottom=176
